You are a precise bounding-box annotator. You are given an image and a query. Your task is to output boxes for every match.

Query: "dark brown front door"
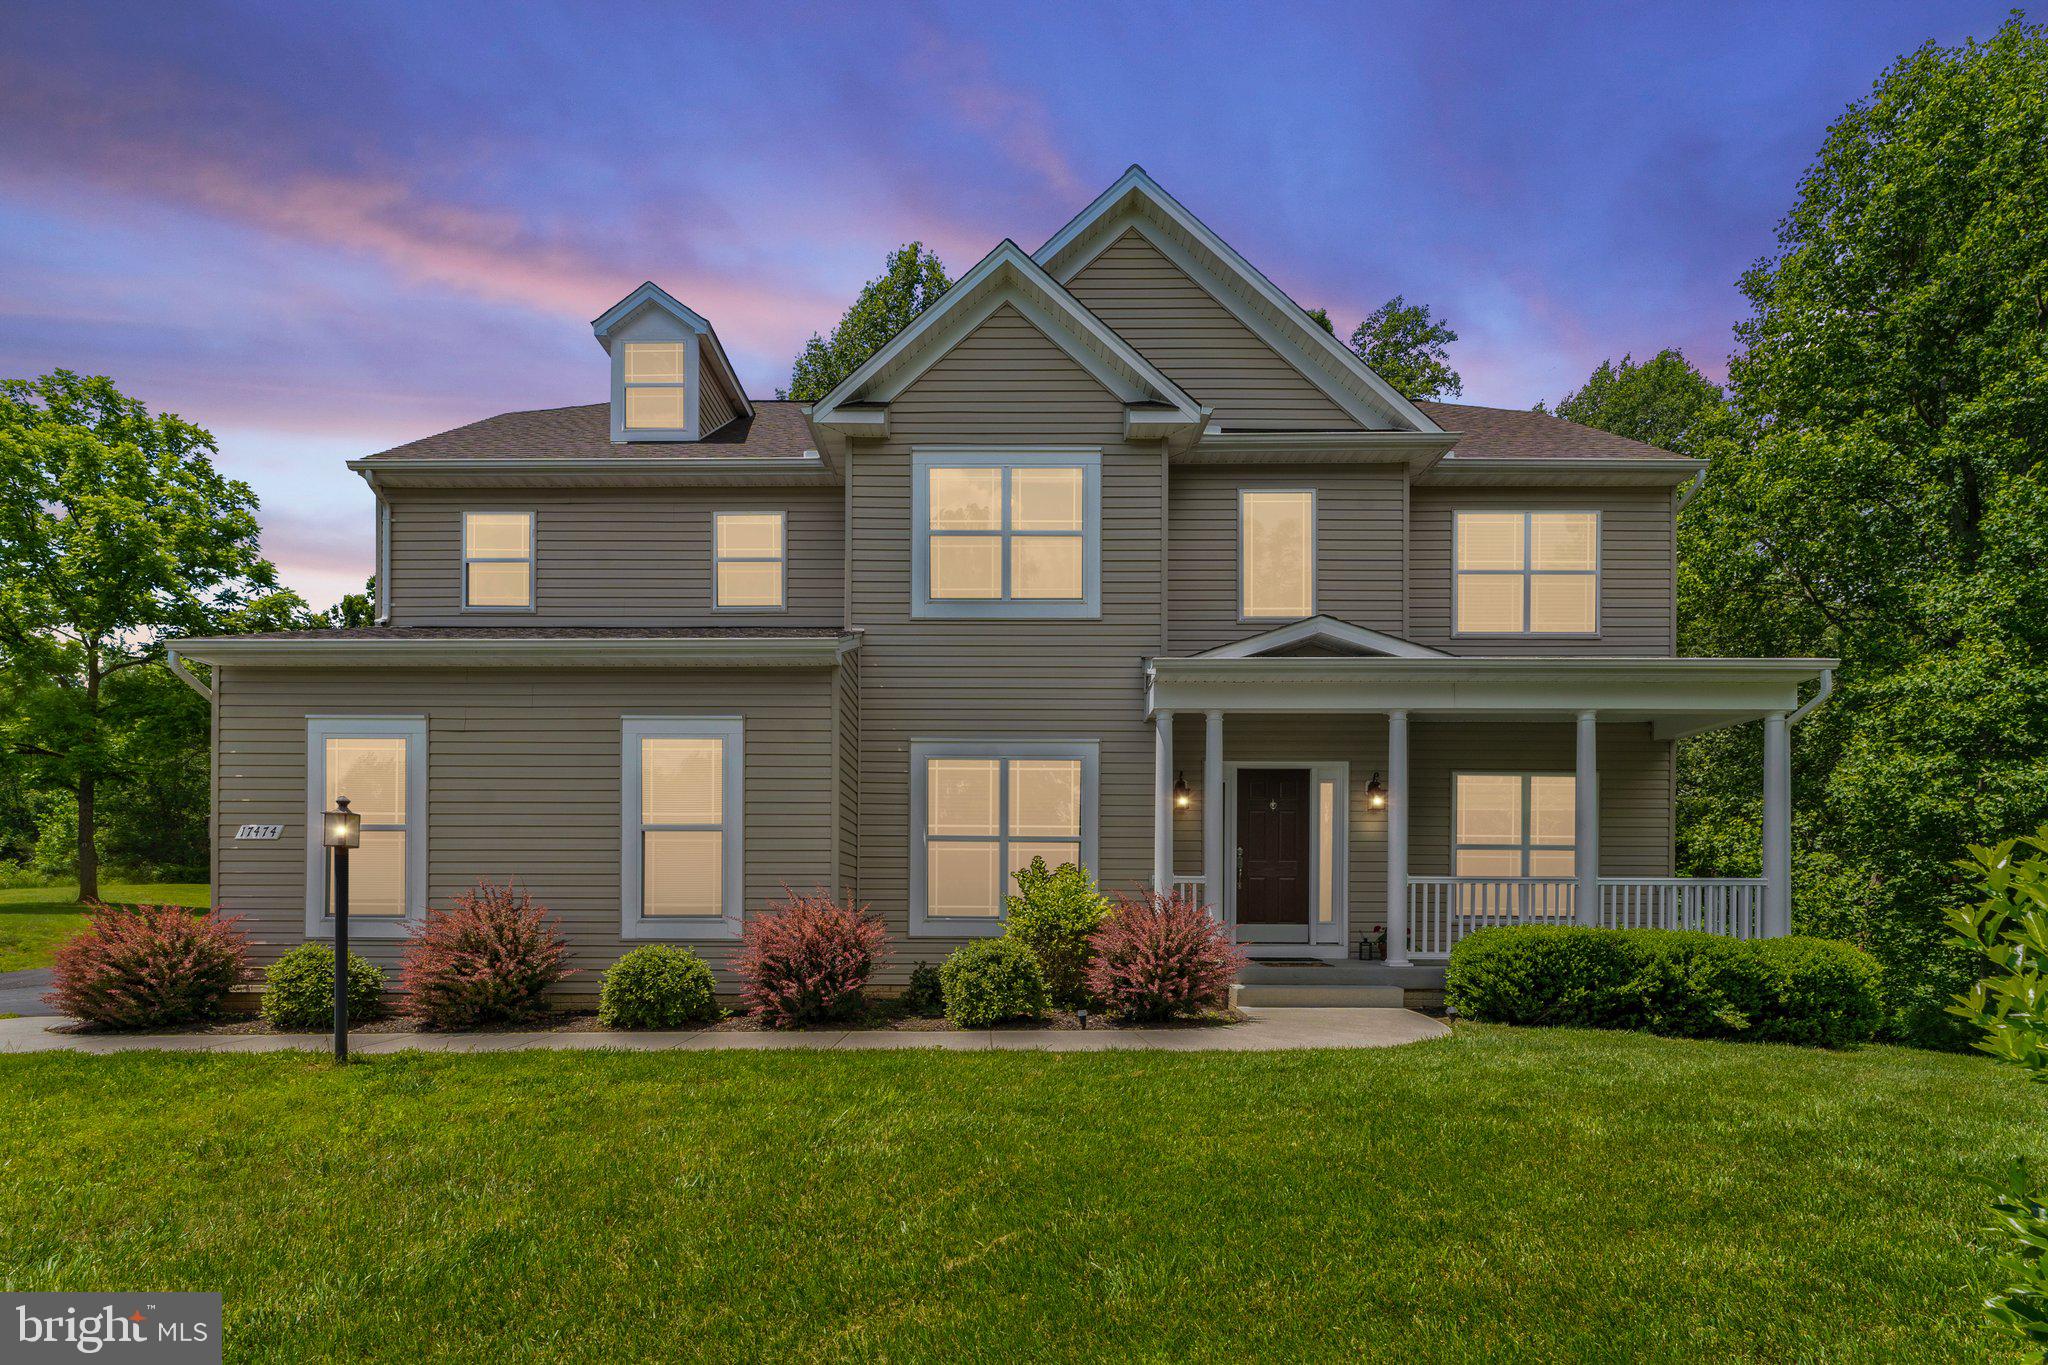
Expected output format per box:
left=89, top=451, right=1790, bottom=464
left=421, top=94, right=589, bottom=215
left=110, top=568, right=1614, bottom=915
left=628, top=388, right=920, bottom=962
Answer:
left=1237, top=768, right=1311, bottom=926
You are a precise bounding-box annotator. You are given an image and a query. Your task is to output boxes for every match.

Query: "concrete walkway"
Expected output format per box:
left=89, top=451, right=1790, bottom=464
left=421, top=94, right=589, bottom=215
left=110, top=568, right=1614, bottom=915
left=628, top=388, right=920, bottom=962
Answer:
left=0, top=968, right=55, bottom=1018
left=0, top=1008, right=1448, bottom=1055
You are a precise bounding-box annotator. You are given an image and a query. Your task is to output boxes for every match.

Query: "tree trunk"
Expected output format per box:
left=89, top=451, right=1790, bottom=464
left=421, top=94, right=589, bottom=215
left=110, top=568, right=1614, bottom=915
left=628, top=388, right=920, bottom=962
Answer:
left=77, top=773, right=98, bottom=904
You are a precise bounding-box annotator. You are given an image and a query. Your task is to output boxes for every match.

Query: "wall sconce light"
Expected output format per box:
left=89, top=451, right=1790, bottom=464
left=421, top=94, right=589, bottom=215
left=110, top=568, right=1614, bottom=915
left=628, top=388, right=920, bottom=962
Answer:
left=1366, top=773, right=1387, bottom=811
left=1173, top=771, right=1191, bottom=809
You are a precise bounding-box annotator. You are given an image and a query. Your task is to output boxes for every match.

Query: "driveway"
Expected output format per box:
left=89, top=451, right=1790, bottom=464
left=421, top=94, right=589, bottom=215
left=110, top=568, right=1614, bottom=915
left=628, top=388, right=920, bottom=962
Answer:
left=0, top=969, right=55, bottom=1018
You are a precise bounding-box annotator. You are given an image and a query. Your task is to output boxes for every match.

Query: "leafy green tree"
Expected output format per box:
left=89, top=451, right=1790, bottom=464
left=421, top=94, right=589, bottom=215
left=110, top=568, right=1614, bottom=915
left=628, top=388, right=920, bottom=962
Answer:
left=0, top=371, right=307, bottom=900
left=1539, top=350, right=1725, bottom=455
left=1348, top=295, right=1461, bottom=400
left=326, top=576, right=377, bottom=629
left=779, top=244, right=952, bottom=403
left=1672, top=17, right=2048, bottom=1045
left=1304, top=306, right=1336, bottom=335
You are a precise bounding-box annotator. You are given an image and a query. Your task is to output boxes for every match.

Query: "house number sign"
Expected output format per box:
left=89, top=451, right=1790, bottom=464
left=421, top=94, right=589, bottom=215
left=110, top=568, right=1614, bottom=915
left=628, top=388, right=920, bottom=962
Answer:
left=234, top=824, right=284, bottom=840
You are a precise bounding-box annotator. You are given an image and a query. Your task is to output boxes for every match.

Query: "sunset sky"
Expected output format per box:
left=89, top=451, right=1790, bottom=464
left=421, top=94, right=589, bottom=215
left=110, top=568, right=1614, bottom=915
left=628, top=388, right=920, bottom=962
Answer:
left=0, top=1, right=2012, bottom=609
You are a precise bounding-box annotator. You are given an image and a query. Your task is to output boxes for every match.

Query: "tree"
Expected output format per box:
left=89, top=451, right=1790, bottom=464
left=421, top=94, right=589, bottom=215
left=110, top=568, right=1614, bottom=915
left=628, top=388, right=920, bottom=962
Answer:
left=0, top=372, right=307, bottom=899
left=1539, top=350, right=1725, bottom=455
left=779, top=244, right=952, bottom=403
left=1347, top=295, right=1462, bottom=400
left=326, top=576, right=377, bottom=629
left=1304, top=306, right=1336, bottom=335
left=1672, top=16, right=2048, bottom=1045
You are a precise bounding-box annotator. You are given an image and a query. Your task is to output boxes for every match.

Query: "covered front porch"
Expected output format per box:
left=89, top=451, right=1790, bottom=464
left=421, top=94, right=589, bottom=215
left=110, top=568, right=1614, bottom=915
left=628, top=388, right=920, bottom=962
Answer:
left=1145, top=630, right=1834, bottom=966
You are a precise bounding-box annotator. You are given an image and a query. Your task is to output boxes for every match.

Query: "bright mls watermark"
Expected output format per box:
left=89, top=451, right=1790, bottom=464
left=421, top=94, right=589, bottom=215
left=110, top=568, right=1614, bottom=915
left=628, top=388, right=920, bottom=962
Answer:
left=4, top=1294, right=219, bottom=1362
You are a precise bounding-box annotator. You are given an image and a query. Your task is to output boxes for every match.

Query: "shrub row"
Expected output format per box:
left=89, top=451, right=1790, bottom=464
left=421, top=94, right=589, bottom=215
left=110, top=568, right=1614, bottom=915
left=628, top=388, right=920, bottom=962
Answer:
left=1443, top=926, right=1884, bottom=1046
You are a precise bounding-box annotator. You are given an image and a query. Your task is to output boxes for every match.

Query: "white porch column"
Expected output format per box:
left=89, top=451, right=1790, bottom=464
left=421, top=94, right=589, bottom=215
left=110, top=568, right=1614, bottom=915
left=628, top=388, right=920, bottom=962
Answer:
left=1153, top=709, right=1175, bottom=892
left=1575, top=710, right=1601, bottom=927
left=1202, top=710, right=1224, bottom=916
left=1763, top=710, right=1792, bottom=936
left=1385, top=710, right=1410, bottom=967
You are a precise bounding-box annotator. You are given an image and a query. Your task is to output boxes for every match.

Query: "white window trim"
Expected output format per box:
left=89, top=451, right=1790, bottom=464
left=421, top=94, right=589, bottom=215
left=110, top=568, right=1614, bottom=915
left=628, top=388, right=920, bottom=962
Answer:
left=1451, top=769, right=1577, bottom=878
left=461, top=509, right=537, bottom=613
left=1238, top=487, right=1318, bottom=623
left=909, top=738, right=1099, bottom=937
left=1452, top=510, right=1602, bottom=639
left=620, top=716, right=745, bottom=940
left=911, top=448, right=1102, bottom=620
left=712, top=510, right=787, bottom=613
left=303, top=716, right=427, bottom=939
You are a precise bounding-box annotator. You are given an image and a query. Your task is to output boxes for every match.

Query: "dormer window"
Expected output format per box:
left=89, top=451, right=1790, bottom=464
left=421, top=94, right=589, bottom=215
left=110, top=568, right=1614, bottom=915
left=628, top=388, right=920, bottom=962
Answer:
left=623, top=343, right=688, bottom=430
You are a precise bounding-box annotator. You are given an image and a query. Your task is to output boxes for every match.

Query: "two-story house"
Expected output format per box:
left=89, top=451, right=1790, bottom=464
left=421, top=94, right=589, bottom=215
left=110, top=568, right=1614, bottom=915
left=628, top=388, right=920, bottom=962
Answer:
left=172, top=166, right=1833, bottom=1004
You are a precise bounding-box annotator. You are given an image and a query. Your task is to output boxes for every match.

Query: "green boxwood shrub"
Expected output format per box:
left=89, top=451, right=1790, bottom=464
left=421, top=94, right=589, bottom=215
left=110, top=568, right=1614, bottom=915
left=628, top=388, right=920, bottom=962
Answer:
left=939, top=939, right=1050, bottom=1028
left=261, top=943, right=384, bottom=1031
left=1444, top=926, right=1883, bottom=1046
left=903, top=961, right=944, bottom=1018
left=1002, top=857, right=1108, bottom=1009
left=598, top=945, right=718, bottom=1029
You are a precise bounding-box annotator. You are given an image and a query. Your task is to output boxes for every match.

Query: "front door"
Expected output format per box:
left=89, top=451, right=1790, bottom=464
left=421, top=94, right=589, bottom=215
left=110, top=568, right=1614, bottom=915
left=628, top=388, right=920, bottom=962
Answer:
left=1237, top=768, right=1310, bottom=941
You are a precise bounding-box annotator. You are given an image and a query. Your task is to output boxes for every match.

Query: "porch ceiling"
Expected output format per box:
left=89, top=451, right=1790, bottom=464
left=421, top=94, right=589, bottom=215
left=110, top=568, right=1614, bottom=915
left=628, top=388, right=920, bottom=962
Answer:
left=1145, top=655, right=1835, bottom=738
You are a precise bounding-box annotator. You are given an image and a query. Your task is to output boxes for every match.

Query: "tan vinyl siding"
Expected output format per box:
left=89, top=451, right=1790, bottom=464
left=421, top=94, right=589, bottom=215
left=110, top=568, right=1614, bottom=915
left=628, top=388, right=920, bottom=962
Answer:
left=212, top=665, right=837, bottom=984
left=697, top=339, right=738, bottom=436
left=386, top=486, right=842, bottom=627
left=1408, top=485, right=1677, bottom=655
left=851, top=303, right=1161, bottom=981
left=1065, top=229, right=1356, bottom=431
left=1167, top=464, right=1406, bottom=653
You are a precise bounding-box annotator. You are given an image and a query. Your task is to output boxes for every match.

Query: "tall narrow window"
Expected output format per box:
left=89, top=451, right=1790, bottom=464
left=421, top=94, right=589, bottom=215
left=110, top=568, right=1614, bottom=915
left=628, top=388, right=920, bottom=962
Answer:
left=912, top=452, right=1099, bottom=618
left=911, top=740, right=1097, bottom=934
left=1454, top=511, right=1599, bottom=634
left=623, top=342, right=688, bottom=430
left=463, top=512, right=533, bottom=609
left=622, top=718, right=743, bottom=939
left=1454, top=773, right=1576, bottom=877
left=305, top=717, right=424, bottom=937
left=1240, top=490, right=1315, bottom=620
left=714, top=512, right=785, bottom=609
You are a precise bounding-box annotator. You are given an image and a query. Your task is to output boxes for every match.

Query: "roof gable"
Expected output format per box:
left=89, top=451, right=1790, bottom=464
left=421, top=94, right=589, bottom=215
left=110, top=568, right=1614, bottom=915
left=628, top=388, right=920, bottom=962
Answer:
left=1035, top=166, right=1442, bottom=436
left=591, top=281, right=752, bottom=423
left=807, top=240, right=1205, bottom=447
left=1196, top=615, right=1448, bottom=660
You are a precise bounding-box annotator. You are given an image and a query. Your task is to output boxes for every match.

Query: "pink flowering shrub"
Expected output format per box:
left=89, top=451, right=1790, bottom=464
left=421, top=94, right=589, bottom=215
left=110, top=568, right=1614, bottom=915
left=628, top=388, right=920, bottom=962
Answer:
left=1084, top=890, right=1246, bottom=1022
left=399, top=881, right=574, bottom=1028
left=735, top=889, right=888, bottom=1027
left=46, top=903, right=247, bottom=1029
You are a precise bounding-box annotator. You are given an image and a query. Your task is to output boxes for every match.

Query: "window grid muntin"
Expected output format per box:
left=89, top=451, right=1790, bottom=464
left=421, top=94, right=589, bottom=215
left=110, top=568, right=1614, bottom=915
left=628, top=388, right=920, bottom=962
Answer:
left=1453, top=772, right=1576, bottom=878
left=462, top=510, right=533, bottom=610
left=1454, top=511, right=1600, bottom=636
left=713, top=511, right=786, bottom=610
left=927, top=465, right=1086, bottom=603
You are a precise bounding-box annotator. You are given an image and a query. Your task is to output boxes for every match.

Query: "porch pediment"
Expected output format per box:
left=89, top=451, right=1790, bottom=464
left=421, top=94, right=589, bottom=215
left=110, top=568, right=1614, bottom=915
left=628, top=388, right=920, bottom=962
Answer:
left=1195, top=616, right=1448, bottom=661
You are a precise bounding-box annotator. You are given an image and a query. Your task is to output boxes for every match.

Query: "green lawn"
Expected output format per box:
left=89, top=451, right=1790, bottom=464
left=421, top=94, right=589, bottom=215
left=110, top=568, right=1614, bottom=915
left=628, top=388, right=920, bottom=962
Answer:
left=0, top=881, right=209, bottom=972
left=0, top=1027, right=2038, bottom=1361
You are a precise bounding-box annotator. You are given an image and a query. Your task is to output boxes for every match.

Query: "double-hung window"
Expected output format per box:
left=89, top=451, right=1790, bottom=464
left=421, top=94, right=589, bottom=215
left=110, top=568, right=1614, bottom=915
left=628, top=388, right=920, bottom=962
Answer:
left=621, top=718, right=744, bottom=939
left=911, top=740, right=1097, bottom=935
left=304, top=717, right=425, bottom=937
left=1240, top=489, right=1315, bottom=620
left=1454, top=511, right=1599, bottom=635
left=1454, top=772, right=1576, bottom=878
left=912, top=450, right=1100, bottom=618
left=623, top=342, right=689, bottom=431
left=714, top=512, right=785, bottom=610
left=463, top=511, right=533, bottom=610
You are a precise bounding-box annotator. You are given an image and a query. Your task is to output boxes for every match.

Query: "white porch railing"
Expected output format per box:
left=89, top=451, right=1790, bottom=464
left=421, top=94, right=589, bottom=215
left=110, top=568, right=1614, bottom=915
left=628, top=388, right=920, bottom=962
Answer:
left=1168, top=876, right=1207, bottom=905
left=1406, top=876, right=1772, bottom=959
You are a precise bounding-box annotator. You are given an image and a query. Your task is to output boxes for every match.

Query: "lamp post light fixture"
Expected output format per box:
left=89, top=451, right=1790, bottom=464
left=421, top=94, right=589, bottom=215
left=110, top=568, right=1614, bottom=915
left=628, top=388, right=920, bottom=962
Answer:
left=322, top=796, right=361, bottom=1063
left=1173, top=771, right=1192, bottom=810
left=1366, top=773, right=1387, bottom=811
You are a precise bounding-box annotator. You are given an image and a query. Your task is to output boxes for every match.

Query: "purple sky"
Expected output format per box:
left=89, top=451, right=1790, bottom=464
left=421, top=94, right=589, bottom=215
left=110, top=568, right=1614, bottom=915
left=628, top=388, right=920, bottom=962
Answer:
left=0, top=1, right=2013, bottom=609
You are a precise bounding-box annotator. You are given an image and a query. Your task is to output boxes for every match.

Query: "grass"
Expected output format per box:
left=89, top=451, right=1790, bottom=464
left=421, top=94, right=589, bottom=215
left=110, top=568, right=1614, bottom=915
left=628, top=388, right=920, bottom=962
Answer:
left=0, top=1027, right=2040, bottom=1361
left=0, top=881, right=208, bottom=972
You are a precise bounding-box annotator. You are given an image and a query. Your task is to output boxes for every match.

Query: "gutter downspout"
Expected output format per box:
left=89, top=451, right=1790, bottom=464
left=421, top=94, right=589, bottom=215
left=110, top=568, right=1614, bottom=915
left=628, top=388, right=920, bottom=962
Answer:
left=165, top=647, right=212, bottom=702
left=1674, top=467, right=1707, bottom=512
left=1788, top=667, right=1834, bottom=726
left=373, top=480, right=392, bottom=625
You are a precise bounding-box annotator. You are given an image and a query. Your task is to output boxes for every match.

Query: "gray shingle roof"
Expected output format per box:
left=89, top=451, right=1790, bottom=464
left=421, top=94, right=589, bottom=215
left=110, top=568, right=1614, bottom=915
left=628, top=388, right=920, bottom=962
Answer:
left=181, top=626, right=852, bottom=644
left=360, top=401, right=815, bottom=462
left=1416, top=401, right=1693, bottom=461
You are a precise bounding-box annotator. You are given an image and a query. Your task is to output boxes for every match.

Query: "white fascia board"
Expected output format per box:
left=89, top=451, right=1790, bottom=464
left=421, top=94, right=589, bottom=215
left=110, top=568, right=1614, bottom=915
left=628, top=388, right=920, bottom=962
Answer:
left=808, top=240, right=1200, bottom=428
left=1033, top=167, right=1444, bottom=436
left=173, top=636, right=856, bottom=669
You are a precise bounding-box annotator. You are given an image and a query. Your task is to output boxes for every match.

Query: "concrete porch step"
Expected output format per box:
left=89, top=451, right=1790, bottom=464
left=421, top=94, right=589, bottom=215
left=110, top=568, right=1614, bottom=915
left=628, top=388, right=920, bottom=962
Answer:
left=1231, top=982, right=1408, bottom=1009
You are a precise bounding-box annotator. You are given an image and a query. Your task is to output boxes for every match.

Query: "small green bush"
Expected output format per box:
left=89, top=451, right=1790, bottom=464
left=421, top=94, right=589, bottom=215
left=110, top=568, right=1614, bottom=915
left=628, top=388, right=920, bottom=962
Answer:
left=940, top=939, right=1049, bottom=1028
left=903, top=961, right=944, bottom=1018
left=261, top=943, right=384, bottom=1031
left=1445, top=926, right=1882, bottom=1046
left=598, top=945, right=718, bottom=1029
left=1002, top=856, right=1108, bottom=1009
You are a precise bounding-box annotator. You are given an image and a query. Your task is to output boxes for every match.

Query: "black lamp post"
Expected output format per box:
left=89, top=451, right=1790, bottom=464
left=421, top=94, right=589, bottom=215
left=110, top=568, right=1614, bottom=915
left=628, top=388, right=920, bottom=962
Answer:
left=323, top=796, right=361, bottom=1063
